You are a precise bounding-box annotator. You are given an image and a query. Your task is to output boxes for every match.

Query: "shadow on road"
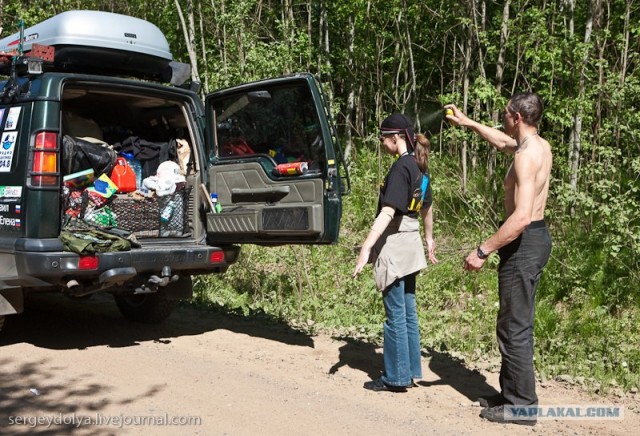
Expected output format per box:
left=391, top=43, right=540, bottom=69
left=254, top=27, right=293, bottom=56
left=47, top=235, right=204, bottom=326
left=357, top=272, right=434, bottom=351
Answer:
left=0, top=355, right=172, bottom=435
left=0, top=292, right=314, bottom=350
left=420, top=347, right=500, bottom=402
left=327, top=339, right=499, bottom=401
left=328, top=337, right=382, bottom=381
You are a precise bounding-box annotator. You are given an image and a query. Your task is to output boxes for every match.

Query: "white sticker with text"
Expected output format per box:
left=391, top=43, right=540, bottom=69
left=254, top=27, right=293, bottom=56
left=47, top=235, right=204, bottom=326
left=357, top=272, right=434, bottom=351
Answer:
left=0, top=186, right=22, bottom=198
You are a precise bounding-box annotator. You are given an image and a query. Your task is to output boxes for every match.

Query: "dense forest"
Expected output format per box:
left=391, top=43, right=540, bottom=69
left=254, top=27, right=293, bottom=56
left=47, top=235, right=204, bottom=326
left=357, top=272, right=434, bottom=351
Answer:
left=1, top=1, right=639, bottom=390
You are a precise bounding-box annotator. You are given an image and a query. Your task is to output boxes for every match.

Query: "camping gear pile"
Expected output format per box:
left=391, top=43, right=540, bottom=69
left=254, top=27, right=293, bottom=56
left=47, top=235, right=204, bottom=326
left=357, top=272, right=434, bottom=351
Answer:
left=62, top=135, right=190, bottom=240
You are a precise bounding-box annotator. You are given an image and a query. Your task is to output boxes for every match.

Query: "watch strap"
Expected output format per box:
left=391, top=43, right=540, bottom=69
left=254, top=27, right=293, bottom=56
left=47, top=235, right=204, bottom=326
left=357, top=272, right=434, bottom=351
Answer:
left=477, top=246, right=489, bottom=260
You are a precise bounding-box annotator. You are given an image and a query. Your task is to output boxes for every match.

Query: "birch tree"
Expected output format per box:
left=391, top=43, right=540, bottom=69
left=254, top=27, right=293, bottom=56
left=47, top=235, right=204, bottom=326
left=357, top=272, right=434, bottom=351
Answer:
left=568, top=0, right=597, bottom=191
left=174, top=0, right=200, bottom=84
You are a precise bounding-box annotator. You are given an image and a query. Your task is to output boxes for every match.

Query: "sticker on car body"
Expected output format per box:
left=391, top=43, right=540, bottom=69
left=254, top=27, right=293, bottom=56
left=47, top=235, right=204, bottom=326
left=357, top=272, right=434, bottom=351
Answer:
left=0, top=186, right=22, bottom=198
left=0, top=132, right=17, bottom=171
left=4, top=107, right=21, bottom=130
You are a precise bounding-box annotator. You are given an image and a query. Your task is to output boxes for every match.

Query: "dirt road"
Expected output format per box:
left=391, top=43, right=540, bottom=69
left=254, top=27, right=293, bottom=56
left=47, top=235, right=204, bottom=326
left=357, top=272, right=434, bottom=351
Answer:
left=0, top=293, right=637, bottom=435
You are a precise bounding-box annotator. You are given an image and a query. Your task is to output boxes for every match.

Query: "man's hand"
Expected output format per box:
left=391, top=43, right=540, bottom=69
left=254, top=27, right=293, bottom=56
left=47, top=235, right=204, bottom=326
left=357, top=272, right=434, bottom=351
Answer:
left=444, top=104, right=471, bottom=127
left=445, top=103, right=516, bottom=152
left=463, top=249, right=486, bottom=271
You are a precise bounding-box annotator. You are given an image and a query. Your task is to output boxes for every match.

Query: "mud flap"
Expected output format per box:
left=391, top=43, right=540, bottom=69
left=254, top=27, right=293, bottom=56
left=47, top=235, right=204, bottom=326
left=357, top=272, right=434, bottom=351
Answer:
left=0, top=287, right=24, bottom=315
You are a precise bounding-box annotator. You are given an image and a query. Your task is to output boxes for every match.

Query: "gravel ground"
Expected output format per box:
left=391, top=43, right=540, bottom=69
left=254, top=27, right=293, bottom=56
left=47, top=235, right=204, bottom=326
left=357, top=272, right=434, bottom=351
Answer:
left=0, top=293, right=637, bottom=435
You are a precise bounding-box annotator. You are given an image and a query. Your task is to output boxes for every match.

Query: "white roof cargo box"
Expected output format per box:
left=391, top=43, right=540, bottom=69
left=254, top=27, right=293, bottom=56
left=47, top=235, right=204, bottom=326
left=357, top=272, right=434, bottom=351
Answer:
left=0, top=10, right=184, bottom=82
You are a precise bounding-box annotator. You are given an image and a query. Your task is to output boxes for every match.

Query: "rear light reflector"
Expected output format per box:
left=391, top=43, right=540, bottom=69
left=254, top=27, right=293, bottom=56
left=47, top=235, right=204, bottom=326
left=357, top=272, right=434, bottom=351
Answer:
left=78, top=256, right=99, bottom=270
left=32, top=131, right=58, bottom=186
left=60, top=255, right=100, bottom=271
left=209, top=251, right=225, bottom=264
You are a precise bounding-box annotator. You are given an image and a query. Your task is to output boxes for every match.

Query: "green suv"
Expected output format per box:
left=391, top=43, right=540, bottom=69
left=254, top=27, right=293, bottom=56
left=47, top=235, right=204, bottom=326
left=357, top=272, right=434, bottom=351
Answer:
left=0, top=11, right=348, bottom=331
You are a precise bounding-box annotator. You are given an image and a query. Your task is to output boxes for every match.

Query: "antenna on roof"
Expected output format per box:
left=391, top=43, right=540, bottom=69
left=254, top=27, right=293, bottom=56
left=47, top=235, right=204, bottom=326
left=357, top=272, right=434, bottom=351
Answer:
left=16, top=20, right=24, bottom=57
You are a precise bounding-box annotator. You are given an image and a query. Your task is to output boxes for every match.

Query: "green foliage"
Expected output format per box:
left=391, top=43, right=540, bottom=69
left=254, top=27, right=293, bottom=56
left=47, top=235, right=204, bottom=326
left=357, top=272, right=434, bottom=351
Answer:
left=549, top=143, right=640, bottom=310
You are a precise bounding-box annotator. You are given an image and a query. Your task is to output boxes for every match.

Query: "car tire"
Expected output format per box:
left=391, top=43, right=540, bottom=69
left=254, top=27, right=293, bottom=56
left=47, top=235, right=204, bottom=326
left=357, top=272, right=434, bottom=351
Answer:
left=114, top=291, right=178, bottom=324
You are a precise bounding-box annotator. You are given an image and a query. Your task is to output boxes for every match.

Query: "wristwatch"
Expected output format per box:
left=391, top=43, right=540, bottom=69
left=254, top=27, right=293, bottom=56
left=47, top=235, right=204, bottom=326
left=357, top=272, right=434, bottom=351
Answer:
left=477, top=246, right=489, bottom=260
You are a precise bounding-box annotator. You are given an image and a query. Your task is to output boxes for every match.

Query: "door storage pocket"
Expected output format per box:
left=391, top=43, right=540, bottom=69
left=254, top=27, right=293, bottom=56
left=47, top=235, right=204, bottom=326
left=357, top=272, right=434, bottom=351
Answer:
left=206, top=207, right=259, bottom=234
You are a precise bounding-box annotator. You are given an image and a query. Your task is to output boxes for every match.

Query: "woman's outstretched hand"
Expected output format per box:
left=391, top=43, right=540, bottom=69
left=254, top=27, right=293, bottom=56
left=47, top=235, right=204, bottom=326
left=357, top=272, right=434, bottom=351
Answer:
left=352, top=245, right=371, bottom=278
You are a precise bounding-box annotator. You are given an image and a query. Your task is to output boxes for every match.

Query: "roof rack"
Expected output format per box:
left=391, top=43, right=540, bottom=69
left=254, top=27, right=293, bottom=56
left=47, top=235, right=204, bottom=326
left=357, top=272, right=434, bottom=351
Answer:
left=0, top=43, right=55, bottom=75
left=0, top=11, right=190, bottom=85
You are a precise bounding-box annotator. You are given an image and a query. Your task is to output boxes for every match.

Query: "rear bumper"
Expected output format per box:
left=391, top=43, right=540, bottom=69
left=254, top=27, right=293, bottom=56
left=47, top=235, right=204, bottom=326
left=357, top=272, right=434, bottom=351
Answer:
left=2, top=243, right=240, bottom=289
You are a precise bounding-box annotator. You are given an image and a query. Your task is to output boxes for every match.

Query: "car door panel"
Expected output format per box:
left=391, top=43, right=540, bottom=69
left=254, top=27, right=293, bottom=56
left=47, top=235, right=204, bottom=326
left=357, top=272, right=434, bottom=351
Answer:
left=207, top=161, right=323, bottom=240
left=204, top=73, right=346, bottom=245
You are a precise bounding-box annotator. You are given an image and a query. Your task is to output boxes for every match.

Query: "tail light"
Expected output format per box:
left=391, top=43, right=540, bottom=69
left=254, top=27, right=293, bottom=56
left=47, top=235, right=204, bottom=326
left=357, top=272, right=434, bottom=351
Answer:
left=60, top=255, right=99, bottom=270
left=78, top=256, right=99, bottom=270
left=32, top=131, right=58, bottom=186
left=209, top=250, right=225, bottom=264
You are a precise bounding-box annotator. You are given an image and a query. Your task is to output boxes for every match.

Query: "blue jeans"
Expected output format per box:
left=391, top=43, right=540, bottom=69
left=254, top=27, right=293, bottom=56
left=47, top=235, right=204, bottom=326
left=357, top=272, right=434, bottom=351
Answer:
left=380, top=273, right=422, bottom=387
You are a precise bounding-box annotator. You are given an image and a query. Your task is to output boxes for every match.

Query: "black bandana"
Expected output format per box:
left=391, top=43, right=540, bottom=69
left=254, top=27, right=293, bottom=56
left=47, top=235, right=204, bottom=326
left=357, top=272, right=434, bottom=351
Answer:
left=380, top=113, right=416, bottom=151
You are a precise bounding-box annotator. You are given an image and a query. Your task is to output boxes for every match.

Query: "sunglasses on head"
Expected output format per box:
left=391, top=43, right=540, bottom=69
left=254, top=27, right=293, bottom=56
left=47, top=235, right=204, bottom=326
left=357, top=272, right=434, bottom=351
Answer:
left=379, top=129, right=402, bottom=141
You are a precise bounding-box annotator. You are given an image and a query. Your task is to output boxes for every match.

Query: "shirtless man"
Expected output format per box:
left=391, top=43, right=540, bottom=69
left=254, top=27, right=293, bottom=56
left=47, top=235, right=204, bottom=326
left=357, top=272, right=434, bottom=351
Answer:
left=446, top=92, right=552, bottom=426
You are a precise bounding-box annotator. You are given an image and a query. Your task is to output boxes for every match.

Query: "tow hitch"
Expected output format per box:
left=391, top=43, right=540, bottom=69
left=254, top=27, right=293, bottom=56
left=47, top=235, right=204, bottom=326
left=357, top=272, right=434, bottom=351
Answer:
left=134, top=266, right=179, bottom=295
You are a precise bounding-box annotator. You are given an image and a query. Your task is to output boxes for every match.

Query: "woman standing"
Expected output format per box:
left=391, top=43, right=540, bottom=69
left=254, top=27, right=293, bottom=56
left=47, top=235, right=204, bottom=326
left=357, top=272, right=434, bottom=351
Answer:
left=353, top=113, right=437, bottom=392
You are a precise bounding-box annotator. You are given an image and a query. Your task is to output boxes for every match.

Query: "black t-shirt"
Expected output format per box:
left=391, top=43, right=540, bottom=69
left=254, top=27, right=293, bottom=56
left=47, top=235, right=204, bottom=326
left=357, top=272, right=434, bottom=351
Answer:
left=377, top=154, right=433, bottom=217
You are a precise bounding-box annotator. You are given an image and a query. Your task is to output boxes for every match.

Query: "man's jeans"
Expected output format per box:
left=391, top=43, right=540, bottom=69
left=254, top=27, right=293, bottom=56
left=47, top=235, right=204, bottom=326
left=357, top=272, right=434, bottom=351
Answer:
left=497, top=220, right=552, bottom=406
left=380, top=272, right=422, bottom=387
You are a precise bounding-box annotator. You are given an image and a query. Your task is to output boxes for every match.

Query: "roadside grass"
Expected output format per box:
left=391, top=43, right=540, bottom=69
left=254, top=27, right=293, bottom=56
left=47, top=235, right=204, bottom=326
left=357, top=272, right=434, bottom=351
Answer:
left=190, top=149, right=640, bottom=394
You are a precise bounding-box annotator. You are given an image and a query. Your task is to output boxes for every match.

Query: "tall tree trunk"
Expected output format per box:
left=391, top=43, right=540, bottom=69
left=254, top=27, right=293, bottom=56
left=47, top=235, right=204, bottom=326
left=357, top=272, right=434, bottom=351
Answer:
left=198, top=1, right=209, bottom=93
left=211, top=0, right=228, bottom=85
left=393, top=12, right=403, bottom=109
left=317, top=1, right=324, bottom=70
left=616, top=0, right=631, bottom=148
left=344, top=14, right=356, bottom=161
left=174, top=0, right=200, bottom=83
left=356, top=81, right=364, bottom=137
left=470, top=0, right=487, bottom=82
left=306, top=0, right=313, bottom=72
left=489, top=0, right=510, bottom=195
left=569, top=0, right=594, bottom=191
left=461, top=36, right=471, bottom=193
left=402, top=0, right=418, bottom=124
left=375, top=29, right=384, bottom=122
left=282, top=0, right=294, bottom=73
left=592, top=0, right=606, bottom=164
left=321, top=1, right=333, bottom=113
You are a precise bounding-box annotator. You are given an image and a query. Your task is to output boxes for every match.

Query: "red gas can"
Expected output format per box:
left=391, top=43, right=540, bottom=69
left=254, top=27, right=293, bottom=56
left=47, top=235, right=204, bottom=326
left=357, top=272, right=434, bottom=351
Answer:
left=110, top=157, right=136, bottom=193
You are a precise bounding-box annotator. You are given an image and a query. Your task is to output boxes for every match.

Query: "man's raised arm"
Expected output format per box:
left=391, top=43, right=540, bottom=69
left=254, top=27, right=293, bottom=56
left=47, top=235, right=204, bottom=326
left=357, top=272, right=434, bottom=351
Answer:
left=445, top=104, right=518, bottom=154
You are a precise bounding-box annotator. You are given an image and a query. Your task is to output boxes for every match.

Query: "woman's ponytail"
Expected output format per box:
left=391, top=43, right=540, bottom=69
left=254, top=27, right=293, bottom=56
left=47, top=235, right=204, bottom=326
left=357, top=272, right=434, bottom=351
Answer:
left=413, top=133, right=430, bottom=173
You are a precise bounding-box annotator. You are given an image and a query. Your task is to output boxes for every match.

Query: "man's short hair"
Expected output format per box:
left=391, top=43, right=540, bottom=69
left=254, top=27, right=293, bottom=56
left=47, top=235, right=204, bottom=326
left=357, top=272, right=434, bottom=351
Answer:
left=507, top=92, right=544, bottom=126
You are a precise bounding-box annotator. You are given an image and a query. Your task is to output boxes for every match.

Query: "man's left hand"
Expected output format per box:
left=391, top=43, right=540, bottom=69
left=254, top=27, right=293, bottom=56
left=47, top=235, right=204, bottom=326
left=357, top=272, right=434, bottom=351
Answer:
left=464, top=250, right=486, bottom=271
